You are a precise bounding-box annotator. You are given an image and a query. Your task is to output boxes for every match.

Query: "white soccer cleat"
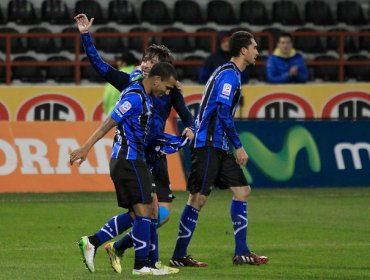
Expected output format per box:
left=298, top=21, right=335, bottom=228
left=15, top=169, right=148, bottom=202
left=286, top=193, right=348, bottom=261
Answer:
left=78, top=236, right=96, bottom=272
left=132, top=266, right=154, bottom=276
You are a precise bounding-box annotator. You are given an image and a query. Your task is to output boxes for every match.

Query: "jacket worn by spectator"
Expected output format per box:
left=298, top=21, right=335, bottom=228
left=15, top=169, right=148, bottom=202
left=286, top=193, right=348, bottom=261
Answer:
left=266, top=48, right=308, bottom=84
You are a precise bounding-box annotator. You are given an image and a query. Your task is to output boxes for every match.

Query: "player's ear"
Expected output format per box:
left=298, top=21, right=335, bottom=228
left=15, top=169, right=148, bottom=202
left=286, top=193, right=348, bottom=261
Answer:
left=152, top=75, right=162, bottom=86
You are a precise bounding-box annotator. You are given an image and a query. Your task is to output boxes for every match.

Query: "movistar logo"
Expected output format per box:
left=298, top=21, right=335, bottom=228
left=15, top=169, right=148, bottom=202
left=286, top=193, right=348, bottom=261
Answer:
left=239, top=126, right=321, bottom=183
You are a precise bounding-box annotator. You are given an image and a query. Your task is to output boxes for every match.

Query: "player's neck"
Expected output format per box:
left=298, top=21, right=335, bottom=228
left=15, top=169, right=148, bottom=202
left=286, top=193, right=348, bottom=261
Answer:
left=230, top=56, right=247, bottom=72
left=142, top=78, right=152, bottom=96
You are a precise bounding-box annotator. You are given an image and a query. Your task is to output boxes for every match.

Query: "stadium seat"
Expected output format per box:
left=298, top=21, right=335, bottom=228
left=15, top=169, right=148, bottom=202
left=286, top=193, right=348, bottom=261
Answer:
left=26, top=27, right=58, bottom=53
left=181, top=55, right=204, bottom=81
left=128, top=27, right=154, bottom=52
left=359, top=28, right=370, bottom=51
left=12, top=56, right=46, bottom=82
left=61, top=27, right=85, bottom=53
left=75, top=0, right=105, bottom=24
left=0, top=4, right=5, bottom=24
left=95, top=27, right=125, bottom=53
left=249, top=55, right=267, bottom=81
left=260, top=27, right=282, bottom=51
left=272, top=0, right=302, bottom=25
left=7, top=0, right=39, bottom=24
left=174, top=0, right=204, bottom=24
left=0, top=59, right=4, bottom=83
left=207, top=0, right=238, bottom=25
left=81, top=57, right=106, bottom=83
left=305, top=0, right=335, bottom=25
left=0, top=27, right=26, bottom=53
left=141, top=0, right=172, bottom=24
left=161, top=27, right=193, bottom=53
left=108, top=0, right=138, bottom=24
left=194, top=27, right=217, bottom=52
left=294, top=28, right=325, bottom=53
left=240, top=0, right=270, bottom=25
left=313, top=55, right=339, bottom=81
left=345, top=55, right=370, bottom=81
left=337, top=1, right=367, bottom=25
left=41, top=0, right=70, bottom=24
left=46, top=55, right=75, bottom=82
left=327, top=28, right=359, bottom=53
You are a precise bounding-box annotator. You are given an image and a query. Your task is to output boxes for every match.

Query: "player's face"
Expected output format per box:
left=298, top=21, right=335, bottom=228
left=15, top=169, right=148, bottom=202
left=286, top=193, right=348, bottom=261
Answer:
left=244, top=39, right=259, bottom=65
left=140, top=55, right=159, bottom=78
left=152, top=76, right=177, bottom=97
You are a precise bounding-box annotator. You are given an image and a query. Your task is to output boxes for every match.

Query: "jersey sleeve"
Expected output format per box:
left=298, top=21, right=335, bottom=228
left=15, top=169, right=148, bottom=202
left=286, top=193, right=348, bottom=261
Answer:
left=171, top=87, right=195, bottom=130
left=110, top=93, right=142, bottom=124
left=215, top=70, right=239, bottom=107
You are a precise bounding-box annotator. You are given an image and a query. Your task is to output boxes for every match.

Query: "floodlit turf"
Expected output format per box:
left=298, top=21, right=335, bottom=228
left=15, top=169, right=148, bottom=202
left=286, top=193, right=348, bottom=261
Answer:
left=0, top=188, right=369, bottom=280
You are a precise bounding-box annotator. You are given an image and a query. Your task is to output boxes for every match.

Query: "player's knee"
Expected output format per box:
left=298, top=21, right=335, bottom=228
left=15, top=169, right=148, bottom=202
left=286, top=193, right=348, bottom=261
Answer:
left=188, top=193, right=208, bottom=210
left=233, top=185, right=251, bottom=201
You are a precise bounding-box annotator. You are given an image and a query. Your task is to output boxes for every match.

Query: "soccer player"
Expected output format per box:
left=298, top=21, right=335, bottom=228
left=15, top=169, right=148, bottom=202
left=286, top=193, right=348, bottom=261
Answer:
left=74, top=14, right=194, bottom=273
left=169, top=31, right=269, bottom=267
left=70, top=62, right=178, bottom=276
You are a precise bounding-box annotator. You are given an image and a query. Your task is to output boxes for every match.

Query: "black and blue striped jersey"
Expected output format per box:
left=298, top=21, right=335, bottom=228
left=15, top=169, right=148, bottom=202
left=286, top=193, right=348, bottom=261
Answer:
left=111, top=82, right=153, bottom=160
left=193, top=61, right=243, bottom=151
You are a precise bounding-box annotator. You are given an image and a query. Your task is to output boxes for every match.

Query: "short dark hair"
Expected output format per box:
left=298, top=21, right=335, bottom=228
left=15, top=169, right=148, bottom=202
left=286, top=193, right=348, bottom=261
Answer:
left=278, top=32, right=293, bottom=42
left=142, top=44, right=174, bottom=64
left=229, top=31, right=254, bottom=57
left=148, top=62, right=178, bottom=81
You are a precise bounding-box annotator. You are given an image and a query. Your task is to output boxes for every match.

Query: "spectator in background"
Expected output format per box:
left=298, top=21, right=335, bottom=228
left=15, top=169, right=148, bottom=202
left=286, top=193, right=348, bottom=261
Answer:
left=198, top=31, right=248, bottom=84
left=103, top=51, right=139, bottom=115
left=266, top=32, right=308, bottom=84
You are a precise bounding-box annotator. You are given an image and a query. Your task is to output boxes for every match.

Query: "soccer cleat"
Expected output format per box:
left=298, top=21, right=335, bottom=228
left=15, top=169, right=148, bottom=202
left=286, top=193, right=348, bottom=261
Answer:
left=132, top=266, right=153, bottom=276
left=232, top=252, right=269, bottom=266
left=169, top=255, right=208, bottom=267
left=105, top=242, right=123, bottom=273
left=78, top=236, right=96, bottom=272
left=132, top=266, right=172, bottom=276
left=155, top=261, right=179, bottom=274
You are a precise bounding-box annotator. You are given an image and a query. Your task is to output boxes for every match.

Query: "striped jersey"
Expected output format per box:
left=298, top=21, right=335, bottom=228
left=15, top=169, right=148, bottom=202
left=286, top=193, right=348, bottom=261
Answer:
left=193, top=61, right=242, bottom=151
left=110, top=82, right=153, bottom=160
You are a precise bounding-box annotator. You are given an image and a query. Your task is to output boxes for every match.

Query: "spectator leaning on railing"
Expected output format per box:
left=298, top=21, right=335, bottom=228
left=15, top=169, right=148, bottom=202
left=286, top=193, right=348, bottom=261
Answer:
left=266, top=32, right=308, bottom=84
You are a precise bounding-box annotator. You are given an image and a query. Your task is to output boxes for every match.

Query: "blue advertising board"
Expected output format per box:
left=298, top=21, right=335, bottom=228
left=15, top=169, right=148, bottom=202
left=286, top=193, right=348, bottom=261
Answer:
left=178, top=121, right=370, bottom=187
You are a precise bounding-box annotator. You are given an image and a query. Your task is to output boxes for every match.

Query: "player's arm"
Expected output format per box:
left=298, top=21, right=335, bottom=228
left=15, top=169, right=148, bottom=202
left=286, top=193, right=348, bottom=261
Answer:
left=171, top=86, right=195, bottom=139
left=70, top=116, right=117, bottom=166
left=74, top=14, right=130, bottom=91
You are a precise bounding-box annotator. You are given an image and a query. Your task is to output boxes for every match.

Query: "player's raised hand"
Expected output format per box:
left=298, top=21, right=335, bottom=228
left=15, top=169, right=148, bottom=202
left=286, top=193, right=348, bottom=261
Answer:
left=235, top=146, right=249, bottom=166
left=74, top=14, right=94, bottom=34
left=70, top=147, right=89, bottom=166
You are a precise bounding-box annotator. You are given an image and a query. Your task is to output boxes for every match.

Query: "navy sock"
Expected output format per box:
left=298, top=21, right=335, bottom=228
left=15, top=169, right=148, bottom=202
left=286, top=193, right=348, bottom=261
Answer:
left=132, top=216, right=151, bottom=269
left=114, top=232, right=133, bottom=253
left=149, top=219, right=159, bottom=267
left=172, top=204, right=199, bottom=259
left=95, top=212, right=133, bottom=247
left=230, top=200, right=250, bottom=256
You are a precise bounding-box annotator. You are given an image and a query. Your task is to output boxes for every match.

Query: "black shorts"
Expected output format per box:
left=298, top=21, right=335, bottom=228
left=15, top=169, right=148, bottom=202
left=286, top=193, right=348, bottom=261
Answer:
left=187, top=147, right=249, bottom=196
left=110, top=158, right=155, bottom=209
left=153, top=156, right=174, bottom=203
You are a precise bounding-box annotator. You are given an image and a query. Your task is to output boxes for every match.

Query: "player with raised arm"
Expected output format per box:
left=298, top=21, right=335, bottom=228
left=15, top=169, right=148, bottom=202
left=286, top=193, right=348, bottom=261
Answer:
left=74, top=14, right=194, bottom=274
left=169, top=31, right=269, bottom=267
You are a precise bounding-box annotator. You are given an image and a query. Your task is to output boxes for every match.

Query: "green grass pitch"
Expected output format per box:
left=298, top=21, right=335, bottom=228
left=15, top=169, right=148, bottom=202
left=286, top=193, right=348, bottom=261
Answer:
left=0, top=188, right=369, bottom=280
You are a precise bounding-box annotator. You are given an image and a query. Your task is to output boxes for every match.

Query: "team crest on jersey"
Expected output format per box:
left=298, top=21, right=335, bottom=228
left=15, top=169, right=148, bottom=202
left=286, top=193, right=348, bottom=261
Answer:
left=119, top=101, right=132, bottom=114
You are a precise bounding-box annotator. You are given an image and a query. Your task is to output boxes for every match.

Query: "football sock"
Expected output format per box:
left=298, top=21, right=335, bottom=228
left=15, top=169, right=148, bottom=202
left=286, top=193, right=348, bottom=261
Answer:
left=94, top=212, right=134, bottom=247
left=149, top=219, right=159, bottom=267
left=230, top=200, right=250, bottom=256
left=132, top=216, right=151, bottom=269
left=114, top=232, right=133, bottom=253
left=158, top=206, right=170, bottom=227
left=172, top=204, right=199, bottom=259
